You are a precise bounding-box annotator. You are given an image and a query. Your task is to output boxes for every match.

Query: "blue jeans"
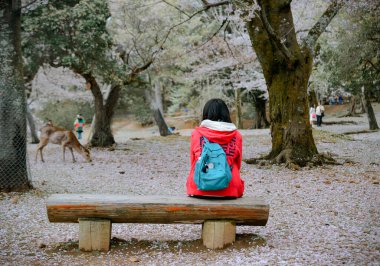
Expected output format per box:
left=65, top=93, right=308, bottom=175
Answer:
left=316, top=115, right=322, bottom=126
left=77, top=131, right=82, bottom=139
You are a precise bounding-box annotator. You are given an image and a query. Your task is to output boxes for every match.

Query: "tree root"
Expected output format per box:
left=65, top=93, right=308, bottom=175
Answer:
left=244, top=150, right=342, bottom=170
left=313, top=152, right=342, bottom=166
left=322, top=121, right=358, bottom=125
left=341, top=129, right=379, bottom=135
left=337, top=113, right=362, bottom=118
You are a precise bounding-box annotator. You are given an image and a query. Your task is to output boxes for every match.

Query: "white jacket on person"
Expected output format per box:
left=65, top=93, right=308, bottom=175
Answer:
left=316, top=105, right=325, bottom=116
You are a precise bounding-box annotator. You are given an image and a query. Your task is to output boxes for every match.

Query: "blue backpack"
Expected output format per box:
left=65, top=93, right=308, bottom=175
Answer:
left=194, top=137, right=232, bottom=191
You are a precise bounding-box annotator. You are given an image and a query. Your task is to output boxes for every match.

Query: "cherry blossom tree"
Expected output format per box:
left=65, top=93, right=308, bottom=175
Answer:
left=240, top=0, right=345, bottom=166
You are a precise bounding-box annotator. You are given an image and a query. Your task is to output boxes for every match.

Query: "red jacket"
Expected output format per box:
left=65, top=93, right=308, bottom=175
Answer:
left=186, top=126, right=244, bottom=198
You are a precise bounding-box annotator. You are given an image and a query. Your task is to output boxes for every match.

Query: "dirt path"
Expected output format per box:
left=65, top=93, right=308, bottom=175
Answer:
left=1, top=106, right=379, bottom=265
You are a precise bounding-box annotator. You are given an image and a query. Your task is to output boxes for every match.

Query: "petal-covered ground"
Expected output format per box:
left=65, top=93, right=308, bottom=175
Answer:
left=1, top=113, right=379, bottom=265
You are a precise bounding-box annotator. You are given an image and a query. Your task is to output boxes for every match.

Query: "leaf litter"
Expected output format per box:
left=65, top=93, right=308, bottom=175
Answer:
left=1, top=116, right=379, bottom=265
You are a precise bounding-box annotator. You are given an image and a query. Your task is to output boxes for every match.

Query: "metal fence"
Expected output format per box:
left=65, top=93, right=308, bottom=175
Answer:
left=0, top=94, right=32, bottom=192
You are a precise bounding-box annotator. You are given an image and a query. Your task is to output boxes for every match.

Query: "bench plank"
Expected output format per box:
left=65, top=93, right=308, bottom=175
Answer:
left=47, top=194, right=269, bottom=226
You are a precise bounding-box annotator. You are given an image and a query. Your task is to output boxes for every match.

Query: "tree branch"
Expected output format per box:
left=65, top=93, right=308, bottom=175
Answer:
left=128, top=59, right=154, bottom=81
left=258, top=6, right=293, bottom=62
left=157, top=0, right=231, bottom=51
left=170, top=18, right=229, bottom=60
left=116, top=1, right=230, bottom=83
left=21, top=0, right=41, bottom=10
left=161, top=0, right=190, bottom=17
left=365, top=60, right=380, bottom=72
left=303, top=0, right=344, bottom=49
left=105, top=84, right=122, bottom=118
left=223, top=21, right=236, bottom=59
left=201, top=0, right=230, bottom=9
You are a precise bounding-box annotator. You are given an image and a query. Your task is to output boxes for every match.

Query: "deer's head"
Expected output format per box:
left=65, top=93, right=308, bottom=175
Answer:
left=81, top=146, right=92, bottom=162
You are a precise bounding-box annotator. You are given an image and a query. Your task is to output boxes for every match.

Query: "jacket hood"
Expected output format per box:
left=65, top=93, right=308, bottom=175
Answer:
left=196, top=120, right=237, bottom=144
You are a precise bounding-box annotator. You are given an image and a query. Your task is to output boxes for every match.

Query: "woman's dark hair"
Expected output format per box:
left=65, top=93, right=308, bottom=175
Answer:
left=202, top=98, right=232, bottom=123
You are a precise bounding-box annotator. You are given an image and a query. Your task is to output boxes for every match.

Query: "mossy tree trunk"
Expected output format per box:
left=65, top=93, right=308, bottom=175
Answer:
left=0, top=0, right=31, bottom=191
left=82, top=73, right=120, bottom=147
left=153, top=108, right=172, bottom=136
left=26, top=104, right=39, bottom=144
left=154, top=80, right=164, bottom=115
left=346, top=95, right=363, bottom=116
left=308, top=88, right=318, bottom=109
left=347, top=96, right=357, bottom=116
left=253, top=98, right=269, bottom=129
left=76, top=59, right=152, bottom=146
left=145, top=81, right=172, bottom=137
left=244, top=0, right=343, bottom=166
left=362, top=86, right=379, bottom=130
left=235, top=88, right=243, bottom=129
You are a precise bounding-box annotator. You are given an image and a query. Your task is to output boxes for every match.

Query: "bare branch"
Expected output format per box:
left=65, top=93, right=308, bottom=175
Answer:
left=296, top=29, right=309, bottom=34
left=116, top=0, right=231, bottom=82
left=258, top=7, right=293, bottom=62
left=201, top=0, right=231, bottom=9
left=196, top=18, right=229, bottom=51
left=21, top=0, right=39, bottom=10
left=161, top=0, right=190, bottom=17
left=172, top=18, right=229, bottom=60
left=296, top=28, right=331, bottom=34
left=223, top=21, right=236, bottom=59
left=365, top=60, right=380, bottom=72
left=157, top=0, right=231, bottom=51
left=128, top=60, right=154, bottom=81
left=303, top=0, right=345, bottom=49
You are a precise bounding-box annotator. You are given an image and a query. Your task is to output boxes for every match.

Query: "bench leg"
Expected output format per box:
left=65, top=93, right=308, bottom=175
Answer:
left=79, top=218, right=111, bottom=251
left=202, top=220, right=236, bottom=249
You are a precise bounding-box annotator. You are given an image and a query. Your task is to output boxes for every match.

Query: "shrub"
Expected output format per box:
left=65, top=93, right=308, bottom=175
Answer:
left=128, top=97, right=153, bottom=126
left=37, top=100, right=93, bottom=130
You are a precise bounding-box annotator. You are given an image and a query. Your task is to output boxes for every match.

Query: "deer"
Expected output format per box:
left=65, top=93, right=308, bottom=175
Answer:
left=35, top=123, right=92, bottom=163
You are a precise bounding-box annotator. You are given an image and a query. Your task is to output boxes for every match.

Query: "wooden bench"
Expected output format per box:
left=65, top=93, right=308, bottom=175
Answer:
left=46, top=194, right=269, bottom=251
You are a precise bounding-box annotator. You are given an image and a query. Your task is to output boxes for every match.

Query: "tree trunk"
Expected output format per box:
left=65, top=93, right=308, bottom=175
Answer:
left=347, top=96, right=356, bottom=116
left=266, top=63, right=317, bottom=165
left=145, top=86, right=172, bottom=137
left=308, top=89, right=318, bottom=109
left=245, top=1, right=319, bottom=166
left=154, top=80, right=164, bottom=115
left=359, top=94, right=366, bottom=114
left=235, top=88, right=243, bottom=129
left=362, top=86, right=379, bottom=130
left=83, top=73, right=117, bottom=147
left=153, top=108, right=172, bottom=136
left=253, top=99, right=270, bottom=129
left=0, top=0, right=31, bottom=191
left=86, top=114, right=96, bottom=143
left=26, top=104, right=39, bottom=143
left=347, top=95, right=364, bottom=116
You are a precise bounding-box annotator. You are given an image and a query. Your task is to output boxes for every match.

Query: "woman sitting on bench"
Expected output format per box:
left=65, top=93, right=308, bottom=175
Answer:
left=186, top=98, right=244, bottom=198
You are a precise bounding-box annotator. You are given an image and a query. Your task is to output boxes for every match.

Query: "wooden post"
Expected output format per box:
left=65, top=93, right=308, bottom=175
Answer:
left=79, top=218, right=111, bottom=251
left=202, top=220, right=236, bottom=249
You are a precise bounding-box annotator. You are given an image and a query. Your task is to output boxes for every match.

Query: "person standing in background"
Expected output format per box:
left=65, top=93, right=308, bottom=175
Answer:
left=309, top=105, right=317, bottom=126
left=316, top=102, right=325, bottom=127
left=339, top=95, right=343, bottom=105
left=74, top=114, right=86, bottom=139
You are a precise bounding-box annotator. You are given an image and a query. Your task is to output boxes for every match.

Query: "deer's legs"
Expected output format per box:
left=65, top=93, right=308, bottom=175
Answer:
left=39, top=148, right=45, bottom=162
left=35, top=148, right=39, bottom=162
left=62, top=145, right=66, bottom=162
left=35, top=141, right=47, bottom=163
left=69, top=147, right=76, bottom=163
